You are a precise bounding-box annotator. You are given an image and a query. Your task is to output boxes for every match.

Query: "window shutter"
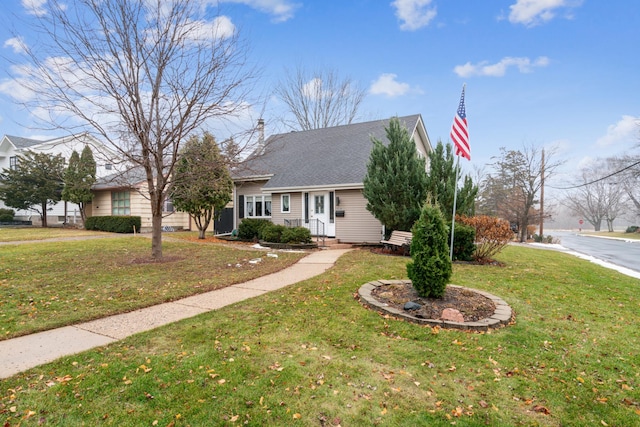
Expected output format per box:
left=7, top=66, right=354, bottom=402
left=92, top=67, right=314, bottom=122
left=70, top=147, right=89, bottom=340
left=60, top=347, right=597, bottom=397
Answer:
left=239, top=195, right=244, bottom=219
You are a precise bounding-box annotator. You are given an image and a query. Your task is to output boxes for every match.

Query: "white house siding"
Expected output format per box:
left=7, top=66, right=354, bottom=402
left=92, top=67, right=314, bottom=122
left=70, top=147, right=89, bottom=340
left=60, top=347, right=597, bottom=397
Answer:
left=270, top=192, right=302, bottom=226
left=334, top=189, right=382, bottom=243
left=0, top=134, right=119, bottom=224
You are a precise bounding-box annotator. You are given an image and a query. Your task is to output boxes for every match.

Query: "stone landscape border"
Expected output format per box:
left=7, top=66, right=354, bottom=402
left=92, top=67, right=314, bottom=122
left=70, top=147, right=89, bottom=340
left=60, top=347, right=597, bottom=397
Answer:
left=358, top=280, right=513, bottom=331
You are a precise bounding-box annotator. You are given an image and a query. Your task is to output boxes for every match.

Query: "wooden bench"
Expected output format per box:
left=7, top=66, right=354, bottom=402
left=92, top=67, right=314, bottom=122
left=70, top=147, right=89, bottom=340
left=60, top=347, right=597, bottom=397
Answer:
left=381, top=230, right=413, bottom=255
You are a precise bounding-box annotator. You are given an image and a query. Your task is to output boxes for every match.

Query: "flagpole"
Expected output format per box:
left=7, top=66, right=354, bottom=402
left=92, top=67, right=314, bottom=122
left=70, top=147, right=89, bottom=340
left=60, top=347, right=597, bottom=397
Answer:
left=449, top=155, right=460, bottom=261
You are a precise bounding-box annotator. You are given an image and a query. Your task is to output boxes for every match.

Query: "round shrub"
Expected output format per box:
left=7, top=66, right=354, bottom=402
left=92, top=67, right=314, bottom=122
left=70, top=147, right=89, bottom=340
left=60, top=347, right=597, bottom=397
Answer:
left=260, top=223, right=287, bottom=242
left=238, top=218, right=272, bottom=240
left=407, top=202, right=452, bottom=298
left=450, top=221, right=475, bottom=261
left=281, top=226, right=312, bottom=244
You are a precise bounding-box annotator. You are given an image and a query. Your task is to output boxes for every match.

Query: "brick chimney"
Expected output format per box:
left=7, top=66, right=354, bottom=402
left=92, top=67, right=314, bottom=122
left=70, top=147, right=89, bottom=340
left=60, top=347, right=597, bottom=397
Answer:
left=257, top=118, right=265, bottom=146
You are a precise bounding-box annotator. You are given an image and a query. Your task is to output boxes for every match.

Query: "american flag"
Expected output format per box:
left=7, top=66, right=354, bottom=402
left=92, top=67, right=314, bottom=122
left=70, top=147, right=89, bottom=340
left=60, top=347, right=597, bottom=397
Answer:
left=450, top=86, right=470, bottom=161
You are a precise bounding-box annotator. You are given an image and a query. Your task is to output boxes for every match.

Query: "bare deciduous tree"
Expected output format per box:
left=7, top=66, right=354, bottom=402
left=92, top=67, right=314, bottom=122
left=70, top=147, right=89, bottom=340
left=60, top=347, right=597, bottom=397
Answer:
left=479, top=144, right=562, bottom=242
left=275, top=66, right=366, bottom=130
left=12, top=0, right=257, bottom=258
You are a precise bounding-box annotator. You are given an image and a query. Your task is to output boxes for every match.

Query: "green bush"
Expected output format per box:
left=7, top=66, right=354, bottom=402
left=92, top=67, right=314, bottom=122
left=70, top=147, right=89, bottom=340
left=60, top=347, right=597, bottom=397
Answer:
left=281, top=227, right=312, bottom=244
left=450, top=222, right=475, bottom=261
left=625, top=225, right=639, bottom=233
left=84, top=216, right=141, bottom=233
left=407, top=202, right=452, bottom=298
left=238, top=218, right=272, bottom=240
left=260, top=223, right=287, bottom=242
left=0, top=208, right=14, bottom=222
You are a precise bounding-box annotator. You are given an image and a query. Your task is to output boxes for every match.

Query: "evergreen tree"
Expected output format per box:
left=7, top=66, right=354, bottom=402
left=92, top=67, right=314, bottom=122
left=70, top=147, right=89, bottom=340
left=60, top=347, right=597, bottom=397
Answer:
left=407, top=201, right=452, bottom=299
left=426, top=140, right=478, bottom=218
left=363, top=117, right=428, bottom=235
left=0, top=151, right=65, bottom=227
left=62, top=146, right=97, bottom=223
left=171, top=132, right=233, bottom=239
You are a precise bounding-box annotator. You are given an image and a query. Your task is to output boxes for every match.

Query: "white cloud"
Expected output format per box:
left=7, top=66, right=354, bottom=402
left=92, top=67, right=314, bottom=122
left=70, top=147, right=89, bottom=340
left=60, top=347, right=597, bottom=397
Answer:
left=391, top=0, right=437, bottom=31
left=508, top=0, right=583, bottom=27
left=453, top=56, right=549, bottom=77
left=3, top=37, right=27, bottom=54
left=596, top=115, right=640, bottom=147
left=21, top=0, right=48, bottom=16
left=219, top=0, right=300, bottom=23
left=369, top=73, right=410, bottom=97
left=186, top=16, right=236, bottom=41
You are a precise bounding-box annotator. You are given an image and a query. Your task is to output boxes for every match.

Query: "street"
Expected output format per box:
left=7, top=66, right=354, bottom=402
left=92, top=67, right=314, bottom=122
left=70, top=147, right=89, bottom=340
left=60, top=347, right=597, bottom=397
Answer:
left=551, top=230, right=640, bottom=275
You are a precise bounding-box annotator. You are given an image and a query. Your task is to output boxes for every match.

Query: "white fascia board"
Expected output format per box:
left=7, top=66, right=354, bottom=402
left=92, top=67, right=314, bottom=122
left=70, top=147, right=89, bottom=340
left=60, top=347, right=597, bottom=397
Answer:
left=263, top=182, right=364, bottom=193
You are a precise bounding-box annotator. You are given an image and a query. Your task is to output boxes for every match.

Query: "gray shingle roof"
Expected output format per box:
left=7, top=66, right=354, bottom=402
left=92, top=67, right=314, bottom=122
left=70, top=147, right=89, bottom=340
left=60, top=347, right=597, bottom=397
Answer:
left=4, top=135, right=48, bottom=149
left=234, top=114, right=422, bottom=190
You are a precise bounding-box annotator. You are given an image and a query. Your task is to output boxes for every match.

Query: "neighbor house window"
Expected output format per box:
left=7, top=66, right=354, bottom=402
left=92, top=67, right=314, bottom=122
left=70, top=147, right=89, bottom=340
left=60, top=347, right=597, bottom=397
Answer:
left=281, top=194, right=290, bottom=213
left=163, top=197, right=174, bottom=213
left=111, top=191, right=130, bottom=215
left=9, top=156, right=17, bottom=170
left=245, top=195, right=271, bottom=218
left=105, top=163, right=113, bottom=170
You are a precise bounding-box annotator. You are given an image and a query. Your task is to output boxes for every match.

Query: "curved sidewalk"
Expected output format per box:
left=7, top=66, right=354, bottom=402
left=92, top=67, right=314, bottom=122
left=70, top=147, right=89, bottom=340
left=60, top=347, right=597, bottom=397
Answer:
left=0, top=249, right=351, bottom=379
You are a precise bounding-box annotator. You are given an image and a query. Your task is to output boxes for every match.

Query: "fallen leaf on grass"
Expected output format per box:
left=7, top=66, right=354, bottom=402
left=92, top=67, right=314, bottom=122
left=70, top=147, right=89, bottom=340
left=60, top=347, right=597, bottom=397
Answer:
left=532, top=405, right=550, bottom=415
left=293, top=413, right=302, bottom=419
left=478, top=400, right=488, bottom=408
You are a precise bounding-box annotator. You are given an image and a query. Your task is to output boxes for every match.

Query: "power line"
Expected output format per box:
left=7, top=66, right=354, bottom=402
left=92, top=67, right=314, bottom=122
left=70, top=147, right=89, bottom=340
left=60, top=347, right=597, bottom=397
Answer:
left=548, top=159, right=640, bottom=190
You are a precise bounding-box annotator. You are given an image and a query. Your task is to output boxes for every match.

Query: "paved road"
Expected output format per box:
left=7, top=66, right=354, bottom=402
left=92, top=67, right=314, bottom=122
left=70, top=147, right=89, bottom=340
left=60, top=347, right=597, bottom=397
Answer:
left=553, top=230, right=640, bottom=274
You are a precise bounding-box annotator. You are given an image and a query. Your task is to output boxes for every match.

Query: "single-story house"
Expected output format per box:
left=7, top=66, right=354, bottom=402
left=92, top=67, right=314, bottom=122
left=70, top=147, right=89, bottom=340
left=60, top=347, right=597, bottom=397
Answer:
left=89, top=168, right=193, bottom=232
left=232, top=114, right=432, bottom=244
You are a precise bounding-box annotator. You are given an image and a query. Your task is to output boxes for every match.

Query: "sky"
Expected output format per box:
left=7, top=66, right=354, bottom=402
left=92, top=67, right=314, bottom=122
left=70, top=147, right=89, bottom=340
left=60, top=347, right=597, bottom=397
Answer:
left=0, top=0, right=639, bottom=187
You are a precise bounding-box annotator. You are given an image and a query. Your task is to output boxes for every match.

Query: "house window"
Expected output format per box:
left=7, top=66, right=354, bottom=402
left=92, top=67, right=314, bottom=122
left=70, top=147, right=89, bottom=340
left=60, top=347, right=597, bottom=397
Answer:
left=244, top=195, right=271, bottom=218
left=9, top=156, right=17, bottom=170
left=111, top=191, right=131, bottom=215
left=281, top=194, right=290, bottom=213
left=163, top=197, right=174, bottom=213
left=314, top=195, right=324, bottom=214
left=105, top=163, right=113, bottom=170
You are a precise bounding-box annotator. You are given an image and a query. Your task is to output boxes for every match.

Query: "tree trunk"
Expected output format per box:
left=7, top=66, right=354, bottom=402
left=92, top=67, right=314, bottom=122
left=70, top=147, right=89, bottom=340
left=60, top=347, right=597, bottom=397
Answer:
left=151, top=213, right=163, bottom=259
left=41, top=203, right=48, bottom=227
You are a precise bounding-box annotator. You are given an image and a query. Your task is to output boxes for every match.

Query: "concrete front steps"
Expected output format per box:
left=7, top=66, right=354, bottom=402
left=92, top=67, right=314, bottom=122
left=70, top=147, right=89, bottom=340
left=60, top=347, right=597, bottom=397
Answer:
left=316, top=238, right=354, bottom=249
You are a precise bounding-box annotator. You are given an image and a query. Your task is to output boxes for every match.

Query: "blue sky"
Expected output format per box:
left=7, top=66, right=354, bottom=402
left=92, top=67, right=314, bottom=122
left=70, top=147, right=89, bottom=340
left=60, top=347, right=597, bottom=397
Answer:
left=1, top=0, right=639, bottom=183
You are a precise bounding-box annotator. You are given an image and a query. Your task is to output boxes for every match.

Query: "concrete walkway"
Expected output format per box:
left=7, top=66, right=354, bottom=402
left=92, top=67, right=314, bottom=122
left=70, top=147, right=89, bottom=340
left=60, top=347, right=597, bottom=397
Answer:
left=0, top=249, right=351, bottom=379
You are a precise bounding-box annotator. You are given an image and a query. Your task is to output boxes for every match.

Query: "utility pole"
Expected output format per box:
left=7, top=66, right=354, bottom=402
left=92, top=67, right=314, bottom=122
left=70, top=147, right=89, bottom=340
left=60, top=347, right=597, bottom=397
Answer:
left=539, top=148, right=545, bottom=237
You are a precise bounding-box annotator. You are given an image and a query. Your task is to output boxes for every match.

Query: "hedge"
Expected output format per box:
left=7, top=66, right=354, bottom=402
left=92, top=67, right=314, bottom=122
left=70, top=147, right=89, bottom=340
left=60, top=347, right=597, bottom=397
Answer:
left=85, top=216, right=141, bottom=233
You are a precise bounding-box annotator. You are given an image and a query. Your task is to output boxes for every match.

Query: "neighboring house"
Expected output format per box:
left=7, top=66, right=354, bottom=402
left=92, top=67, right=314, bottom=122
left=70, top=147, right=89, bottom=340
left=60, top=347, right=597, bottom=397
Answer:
left=232, top=114, right=432, bottom=244
left=90, top=168, right=192, bottom=232
left=0, top=132, right=120, bottom=225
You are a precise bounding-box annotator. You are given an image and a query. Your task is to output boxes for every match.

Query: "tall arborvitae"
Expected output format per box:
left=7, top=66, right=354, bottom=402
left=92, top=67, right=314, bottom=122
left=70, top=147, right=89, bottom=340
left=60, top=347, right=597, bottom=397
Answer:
left=363, top=117, right=428, bottom=236
left=62, top=145, right=96, bottom=223
left=426, top=140, right=478, bottom=217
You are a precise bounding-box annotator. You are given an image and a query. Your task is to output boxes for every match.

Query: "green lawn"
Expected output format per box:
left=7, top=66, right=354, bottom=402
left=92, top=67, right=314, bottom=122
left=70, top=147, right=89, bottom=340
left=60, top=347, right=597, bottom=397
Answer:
left=1, top=246, right=639, bottom=426
left=579, top=230, right=640, bottom=240
left=0, top=235, right=305, bottom=339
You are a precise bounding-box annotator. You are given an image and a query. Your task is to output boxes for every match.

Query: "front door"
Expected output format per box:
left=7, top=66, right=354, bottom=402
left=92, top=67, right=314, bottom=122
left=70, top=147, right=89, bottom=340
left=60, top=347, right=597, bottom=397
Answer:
left=305, top=192, right=335, bottom=237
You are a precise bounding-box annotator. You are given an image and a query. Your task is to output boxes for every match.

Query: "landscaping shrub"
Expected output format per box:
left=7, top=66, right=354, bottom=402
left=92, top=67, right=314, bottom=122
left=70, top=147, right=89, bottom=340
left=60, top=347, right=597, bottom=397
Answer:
left=0, top=208, right=14, bottom=222
left=281, top=226, right=312, bottom=244
left=238, top=218, right=272, bottom=240
left=84, top=216, right=141, bottom=233
left=625, top=225, right=639, bottom=233
left=450, top=221, right=475, bottom=261
left=457, top=215, right=513, bottom=262
left=407, top=202, right=451, bottom=298
left=260, top=223, right=287, bottom=242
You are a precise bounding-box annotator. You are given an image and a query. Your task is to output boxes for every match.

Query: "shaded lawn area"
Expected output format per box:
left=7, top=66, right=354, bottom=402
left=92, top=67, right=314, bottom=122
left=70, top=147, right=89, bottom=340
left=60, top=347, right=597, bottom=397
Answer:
left=1, top=247, right=639, bottom=426
left=0, top=237, right=306, bottom=340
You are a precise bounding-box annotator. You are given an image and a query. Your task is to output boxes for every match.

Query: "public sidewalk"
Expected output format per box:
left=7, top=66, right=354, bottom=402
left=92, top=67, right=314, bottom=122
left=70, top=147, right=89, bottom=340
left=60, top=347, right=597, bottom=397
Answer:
left=0, top=249, right=351, bottom=379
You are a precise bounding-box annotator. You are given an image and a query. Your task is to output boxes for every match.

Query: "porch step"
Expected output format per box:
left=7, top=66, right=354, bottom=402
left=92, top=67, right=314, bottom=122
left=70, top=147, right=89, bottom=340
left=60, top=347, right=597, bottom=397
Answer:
left=317, top=238, right=353, bottom=249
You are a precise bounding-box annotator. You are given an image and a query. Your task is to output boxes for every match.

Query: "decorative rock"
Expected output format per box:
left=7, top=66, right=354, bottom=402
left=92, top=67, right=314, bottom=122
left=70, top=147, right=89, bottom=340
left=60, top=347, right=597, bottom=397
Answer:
left=441, top=308, right=464, bottom=322
left=404, top=301, right=421, bottom=311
